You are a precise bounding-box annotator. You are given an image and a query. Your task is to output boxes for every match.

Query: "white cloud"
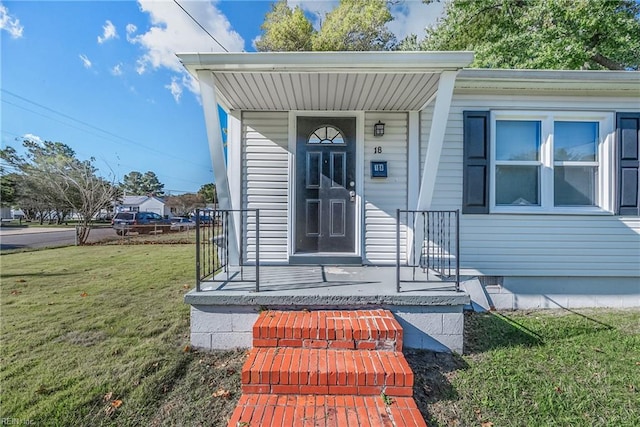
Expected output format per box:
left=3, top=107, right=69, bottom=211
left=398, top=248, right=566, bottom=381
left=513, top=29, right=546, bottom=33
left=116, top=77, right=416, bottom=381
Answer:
left=0, top=4, right=24, bottom=38
left=22, top=133, right=42, bottom=143
left=165, top=77, right=182, bottom=103
left=388, top=0, right=446, bottom=42
left=111, top=63, right=123, bottom=76
left=97, top=20, right=118, bottom=44
left=125, top=23, right=137, bottom=41
left=130, top=0, right=244, bottom=99
left=79, top=54, right=92, bottom=68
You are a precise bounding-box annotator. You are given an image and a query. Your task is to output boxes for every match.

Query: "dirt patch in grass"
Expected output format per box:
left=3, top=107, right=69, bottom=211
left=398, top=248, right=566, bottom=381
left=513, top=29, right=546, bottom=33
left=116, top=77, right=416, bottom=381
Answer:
left=146, top=349, right=246, bottom=426
left=55, top=330, right=108, bottom=347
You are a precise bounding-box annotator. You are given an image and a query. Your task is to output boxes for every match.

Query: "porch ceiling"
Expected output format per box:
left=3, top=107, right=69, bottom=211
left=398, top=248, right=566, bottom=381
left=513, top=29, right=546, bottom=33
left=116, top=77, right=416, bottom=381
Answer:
left=178, top=51, right=474, bottom=111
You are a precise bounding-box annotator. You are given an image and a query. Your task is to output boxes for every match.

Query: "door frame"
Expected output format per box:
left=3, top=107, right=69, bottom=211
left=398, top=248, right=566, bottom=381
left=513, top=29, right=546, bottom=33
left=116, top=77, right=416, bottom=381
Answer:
left=288, top=111, right=365, bottom=260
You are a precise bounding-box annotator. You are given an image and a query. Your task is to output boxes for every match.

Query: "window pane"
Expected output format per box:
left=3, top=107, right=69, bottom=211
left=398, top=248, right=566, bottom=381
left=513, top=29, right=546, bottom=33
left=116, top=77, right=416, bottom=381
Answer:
left=554, top=166, right=596, bottom=206
left=496, top=165, right=539, bottom=205
left=555, top=122, right=597, bottom=161
left=496, top=121, right=540, bottom=161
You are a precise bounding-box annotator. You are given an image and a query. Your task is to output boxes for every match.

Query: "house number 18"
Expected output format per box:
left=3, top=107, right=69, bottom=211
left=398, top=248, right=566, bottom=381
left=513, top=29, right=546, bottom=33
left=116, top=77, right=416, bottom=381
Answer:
left=374, top=146, right=382, bottom=154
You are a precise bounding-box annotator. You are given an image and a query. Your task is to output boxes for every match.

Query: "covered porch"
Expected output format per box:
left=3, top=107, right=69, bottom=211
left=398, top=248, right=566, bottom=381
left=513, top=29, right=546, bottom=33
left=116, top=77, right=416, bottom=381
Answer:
left=178, top=51, right=474, bottom=268
left=180, top=51, right=474, bottom=353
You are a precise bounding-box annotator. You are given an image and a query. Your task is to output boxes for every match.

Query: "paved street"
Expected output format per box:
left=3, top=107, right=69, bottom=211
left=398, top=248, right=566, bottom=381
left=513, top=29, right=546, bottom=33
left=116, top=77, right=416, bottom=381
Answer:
left=0, top=226, right=115, bottom=251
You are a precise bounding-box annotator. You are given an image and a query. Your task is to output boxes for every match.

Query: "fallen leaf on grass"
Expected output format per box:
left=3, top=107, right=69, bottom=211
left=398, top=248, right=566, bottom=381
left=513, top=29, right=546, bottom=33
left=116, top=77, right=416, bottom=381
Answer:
left=212, top=389, right=231, bottom=399
left=183, top=345, right=191, bottom=353
left=80, top=292, right=88, bottom=297
left=10, top=290, right=21, bottom=295
left=103, top=392, right=113, bottom=402
left=481, top=422, right=494, bottom=427
left=555, top=386, right=563, bottom=394
left=16, top=279, right=26, bottom=283
left=111, top=399, right=123, bottom=408
left=182, top=284, right=190, bottom=289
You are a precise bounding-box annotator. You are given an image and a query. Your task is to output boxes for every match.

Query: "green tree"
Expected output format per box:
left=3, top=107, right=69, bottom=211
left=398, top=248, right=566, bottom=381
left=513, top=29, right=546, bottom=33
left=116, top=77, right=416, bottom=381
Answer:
left=312, top=0, right=395, bottom=51
left=0, top=170, right=18, bottom=207
left=256, top=0, right=396, bottom=52
left=121, top=170, right=165, bottom=196
left=255, top=0, right=314, bottom=51
left=198, top=183, right=217, bottom=204
left=412, top=0, right=640, bottom=70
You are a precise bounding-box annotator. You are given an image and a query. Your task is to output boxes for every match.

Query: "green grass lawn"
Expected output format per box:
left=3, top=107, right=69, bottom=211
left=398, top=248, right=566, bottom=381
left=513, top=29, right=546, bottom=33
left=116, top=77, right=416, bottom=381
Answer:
left=412, top=309, right=640, bottom=427
left=1, top=245, right=638, bottom=426
left=0, top=245, right=243, bottom=426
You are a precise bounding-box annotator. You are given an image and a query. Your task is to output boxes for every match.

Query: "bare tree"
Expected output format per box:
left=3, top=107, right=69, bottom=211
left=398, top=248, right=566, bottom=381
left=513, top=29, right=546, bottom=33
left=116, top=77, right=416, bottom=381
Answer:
left=50, top=157, right=120, bottom=244
left=1, top=139, right=121, bottom=244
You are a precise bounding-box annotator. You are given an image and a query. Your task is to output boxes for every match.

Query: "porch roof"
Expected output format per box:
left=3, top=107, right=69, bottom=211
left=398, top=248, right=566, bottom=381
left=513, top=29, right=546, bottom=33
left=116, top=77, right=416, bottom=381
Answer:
left=177, top=51, right=474, bottom=111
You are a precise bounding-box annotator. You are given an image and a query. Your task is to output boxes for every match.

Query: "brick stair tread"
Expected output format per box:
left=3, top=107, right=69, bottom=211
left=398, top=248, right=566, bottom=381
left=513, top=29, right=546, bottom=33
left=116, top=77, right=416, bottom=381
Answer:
left=228, top=394, right=427, bottom=427
left=253, top=309, right=403, bottom=351
left=241, top=347, right=413, bottom=396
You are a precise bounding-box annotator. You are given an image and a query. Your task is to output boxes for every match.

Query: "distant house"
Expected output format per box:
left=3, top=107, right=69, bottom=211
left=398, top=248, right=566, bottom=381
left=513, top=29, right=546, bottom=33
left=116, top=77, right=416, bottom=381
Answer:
left=116, top=195, right=170, bottom=217
left=0, top=207, right=11, bottom=220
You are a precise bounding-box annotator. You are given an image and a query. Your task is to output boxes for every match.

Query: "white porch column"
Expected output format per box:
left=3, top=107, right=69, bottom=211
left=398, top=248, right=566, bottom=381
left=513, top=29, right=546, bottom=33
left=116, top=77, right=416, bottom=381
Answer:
left=415, top=70, right=458, bottom=211
left=413, top=71, right=458, bottom=264
left=227, top=110, right=242, bottom=256
left=406, top=111, right=420, bottom=263
left=197, top=70, right=239, bottom=264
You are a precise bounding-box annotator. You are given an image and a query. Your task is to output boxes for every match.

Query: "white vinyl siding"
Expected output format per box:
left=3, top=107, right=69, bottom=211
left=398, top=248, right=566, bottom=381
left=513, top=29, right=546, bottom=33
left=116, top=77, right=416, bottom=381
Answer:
left=364, top=112, right=408, bottom=264
left=242, top=111, right=289, bottom=262
left=422, top=94, right=640, bottom=277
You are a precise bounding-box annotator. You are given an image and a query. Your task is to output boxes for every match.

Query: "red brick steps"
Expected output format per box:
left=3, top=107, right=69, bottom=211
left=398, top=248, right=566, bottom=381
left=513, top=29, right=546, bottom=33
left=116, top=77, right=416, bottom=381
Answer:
left=228, top=394, right=426, bottom=427
left=228, top=310, right=426, bottom=427
left=242, top=347, right=413, bottom=396
left=253, top=309, right=403, bottom=351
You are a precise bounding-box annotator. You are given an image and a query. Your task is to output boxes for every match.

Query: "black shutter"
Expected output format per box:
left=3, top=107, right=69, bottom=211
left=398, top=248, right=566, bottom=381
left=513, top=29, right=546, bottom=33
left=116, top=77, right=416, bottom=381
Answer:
left=617, top=113, right=640, bottom=215
left=462, top=111, right=490, bottom=214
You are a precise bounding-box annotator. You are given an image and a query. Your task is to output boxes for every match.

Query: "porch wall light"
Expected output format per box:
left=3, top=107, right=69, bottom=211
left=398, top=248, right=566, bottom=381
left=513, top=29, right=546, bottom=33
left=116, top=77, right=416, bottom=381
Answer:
left=373, top=121, right=385, bottom=137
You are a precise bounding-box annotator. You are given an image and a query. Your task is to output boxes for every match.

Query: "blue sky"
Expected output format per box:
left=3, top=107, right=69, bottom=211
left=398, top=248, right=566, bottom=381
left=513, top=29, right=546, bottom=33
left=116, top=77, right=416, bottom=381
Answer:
left=1, top=0, right=444, bottom=194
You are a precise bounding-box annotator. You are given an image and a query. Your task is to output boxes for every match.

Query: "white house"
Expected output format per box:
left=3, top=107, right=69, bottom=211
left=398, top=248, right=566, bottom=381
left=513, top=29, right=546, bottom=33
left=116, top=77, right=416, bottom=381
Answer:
left=179, top=52, right=639, bottom=352
left=116, top=195, right=170, bottom=217
left=180, top=51, right=639, bottom=308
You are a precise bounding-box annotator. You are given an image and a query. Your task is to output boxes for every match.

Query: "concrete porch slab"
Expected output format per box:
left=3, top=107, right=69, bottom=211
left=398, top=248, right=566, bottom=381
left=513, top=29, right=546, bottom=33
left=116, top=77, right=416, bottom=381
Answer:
left=185, top=265, right=470, bottom=307
left=185, top=266, right=470, bottom=353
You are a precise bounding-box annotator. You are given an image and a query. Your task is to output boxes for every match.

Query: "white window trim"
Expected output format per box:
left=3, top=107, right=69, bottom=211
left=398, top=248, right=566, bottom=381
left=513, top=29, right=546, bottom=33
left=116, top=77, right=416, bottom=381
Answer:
left=490, top=110, right=615, bottom=214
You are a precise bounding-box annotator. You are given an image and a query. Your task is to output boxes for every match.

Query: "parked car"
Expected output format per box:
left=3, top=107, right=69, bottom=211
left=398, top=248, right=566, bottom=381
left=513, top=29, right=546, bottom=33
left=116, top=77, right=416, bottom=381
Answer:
left=170, top=217, right=196, bottom=231
left=111, top=211, right=172, bottom=235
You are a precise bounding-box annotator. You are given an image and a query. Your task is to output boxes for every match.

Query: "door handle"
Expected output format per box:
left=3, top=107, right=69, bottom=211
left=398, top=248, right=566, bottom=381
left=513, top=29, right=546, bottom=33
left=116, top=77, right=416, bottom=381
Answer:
left=349, top=191, right=356, bottom=202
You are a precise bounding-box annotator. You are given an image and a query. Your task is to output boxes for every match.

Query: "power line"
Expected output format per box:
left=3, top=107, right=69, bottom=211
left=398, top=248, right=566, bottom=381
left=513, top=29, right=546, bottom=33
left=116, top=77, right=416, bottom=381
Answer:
left=173, top=0, right=229, bottom=52
left=1, top=99, right=214, bottom=188
left=1, top=89, right=212, bottom=170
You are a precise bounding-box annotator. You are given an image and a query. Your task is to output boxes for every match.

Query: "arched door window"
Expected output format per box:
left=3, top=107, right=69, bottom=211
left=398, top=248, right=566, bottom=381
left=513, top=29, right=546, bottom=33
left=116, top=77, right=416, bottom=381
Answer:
left=307, top=125, right=345, bottom=144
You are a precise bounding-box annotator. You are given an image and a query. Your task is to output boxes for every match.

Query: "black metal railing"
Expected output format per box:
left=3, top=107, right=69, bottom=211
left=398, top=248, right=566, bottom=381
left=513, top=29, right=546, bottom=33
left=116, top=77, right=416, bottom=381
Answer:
left=195, top=208, right=260, bottom=292
left=396, top=209, right=460, bottom=292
